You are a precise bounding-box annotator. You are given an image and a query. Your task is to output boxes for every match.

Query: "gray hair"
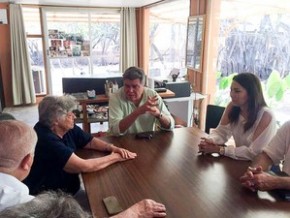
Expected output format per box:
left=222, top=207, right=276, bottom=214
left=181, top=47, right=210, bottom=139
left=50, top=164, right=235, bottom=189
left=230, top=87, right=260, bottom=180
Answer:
left=123, top=66, right=145, bottom=85
left=39, top=95, right=77, bottom=128
left=0, top=120, right=37, bottom=169
left=0, top=191, right=92, bottom=218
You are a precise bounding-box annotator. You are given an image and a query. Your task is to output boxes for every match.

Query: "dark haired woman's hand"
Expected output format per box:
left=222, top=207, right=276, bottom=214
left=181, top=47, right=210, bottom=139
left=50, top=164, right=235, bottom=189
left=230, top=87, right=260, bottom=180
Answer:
left=198, top=137, right=220, bottom=154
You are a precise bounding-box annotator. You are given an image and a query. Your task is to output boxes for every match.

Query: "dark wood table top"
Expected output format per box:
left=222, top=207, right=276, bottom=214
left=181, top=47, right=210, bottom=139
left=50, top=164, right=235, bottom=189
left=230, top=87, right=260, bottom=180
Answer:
left=78, top=127, right=290, bottom=218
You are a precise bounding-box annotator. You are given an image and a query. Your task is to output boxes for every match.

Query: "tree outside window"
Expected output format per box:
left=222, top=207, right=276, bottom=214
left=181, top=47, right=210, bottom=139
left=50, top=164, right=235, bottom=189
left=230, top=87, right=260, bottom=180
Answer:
left=148, top=0, right=189, bottom=79
left=216, top=0, right=290, bottom=126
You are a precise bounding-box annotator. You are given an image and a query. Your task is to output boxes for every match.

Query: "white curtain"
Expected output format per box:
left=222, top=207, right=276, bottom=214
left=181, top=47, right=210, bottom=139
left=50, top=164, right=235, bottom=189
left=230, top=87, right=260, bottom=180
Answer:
left=10, top=4, right=36, bottom=105
left=120, top=7, right=138, bottom=73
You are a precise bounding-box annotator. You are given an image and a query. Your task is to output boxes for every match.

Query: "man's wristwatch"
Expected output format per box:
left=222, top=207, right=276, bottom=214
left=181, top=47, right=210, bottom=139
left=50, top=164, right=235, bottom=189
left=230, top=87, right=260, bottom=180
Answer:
left=219, top=146, right=225, bottom=155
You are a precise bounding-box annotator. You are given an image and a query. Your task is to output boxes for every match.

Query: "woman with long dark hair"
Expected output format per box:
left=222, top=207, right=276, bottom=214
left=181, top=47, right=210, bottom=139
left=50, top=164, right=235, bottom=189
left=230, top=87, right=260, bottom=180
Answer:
left=198, top=73, right=277, bottom=160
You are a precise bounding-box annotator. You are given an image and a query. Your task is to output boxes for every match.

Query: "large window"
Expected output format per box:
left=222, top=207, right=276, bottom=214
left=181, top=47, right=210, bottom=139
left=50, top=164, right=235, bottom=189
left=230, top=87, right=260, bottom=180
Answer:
left=23, top=7, right=121, bottom=96
left=148, top=0, right=189, bottom=80
left=43, top=8, right=120, bottom=95
left=215, top=0, right=290, bottom=125
left=22, top=7, right=47, bottom=95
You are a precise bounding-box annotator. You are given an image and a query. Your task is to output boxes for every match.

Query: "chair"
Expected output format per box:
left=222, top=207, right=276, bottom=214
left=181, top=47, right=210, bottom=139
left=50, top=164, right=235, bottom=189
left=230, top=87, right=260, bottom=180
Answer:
left=205, top=104, right=225, bottom=134
left=0, top=112, right=16, bottom=121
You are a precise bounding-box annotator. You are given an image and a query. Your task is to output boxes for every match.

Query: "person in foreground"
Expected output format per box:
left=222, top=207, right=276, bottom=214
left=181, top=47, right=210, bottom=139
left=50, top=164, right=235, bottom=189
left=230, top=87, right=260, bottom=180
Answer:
left=0, top=191, right=166, bottom=218
left=198, top=73, right=277, bottom=160
left=0, top=120, right=37, bottom=211
left=109, top=66, right=174, bottom=136
left=240, top=121, right=290, bottom=192
left=0, top=120, right=165, bottom=217
left=23, top=95, right=137, bottom=196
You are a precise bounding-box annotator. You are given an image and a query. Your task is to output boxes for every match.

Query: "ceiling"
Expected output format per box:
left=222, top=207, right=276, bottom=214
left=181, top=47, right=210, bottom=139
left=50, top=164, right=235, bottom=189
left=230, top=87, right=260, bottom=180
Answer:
left=0, top=0, right=166, bottom=7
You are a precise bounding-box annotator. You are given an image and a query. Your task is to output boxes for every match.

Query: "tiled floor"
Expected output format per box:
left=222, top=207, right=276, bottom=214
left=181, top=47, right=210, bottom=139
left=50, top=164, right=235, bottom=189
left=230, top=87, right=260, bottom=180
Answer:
left=3, top=104, right=38, bottom=127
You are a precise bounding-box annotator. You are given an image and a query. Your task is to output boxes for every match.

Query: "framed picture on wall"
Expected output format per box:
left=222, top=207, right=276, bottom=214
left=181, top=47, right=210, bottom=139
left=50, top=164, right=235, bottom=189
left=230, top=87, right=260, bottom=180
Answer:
left=185, top=15, right=205, bottom=72
left=0, top=9, right=8, bottom=24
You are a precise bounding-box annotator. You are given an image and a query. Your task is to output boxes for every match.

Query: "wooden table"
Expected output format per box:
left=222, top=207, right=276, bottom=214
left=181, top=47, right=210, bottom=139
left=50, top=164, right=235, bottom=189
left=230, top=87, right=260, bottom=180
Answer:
left=78, top=127, right=290, bottom=218
left=72, top=89, right=175, bottom=133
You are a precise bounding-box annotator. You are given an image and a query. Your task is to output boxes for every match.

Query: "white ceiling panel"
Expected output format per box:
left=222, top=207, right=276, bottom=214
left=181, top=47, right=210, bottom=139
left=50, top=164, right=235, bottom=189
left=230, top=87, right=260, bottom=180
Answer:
left=0, top=0, right=165, bottom=7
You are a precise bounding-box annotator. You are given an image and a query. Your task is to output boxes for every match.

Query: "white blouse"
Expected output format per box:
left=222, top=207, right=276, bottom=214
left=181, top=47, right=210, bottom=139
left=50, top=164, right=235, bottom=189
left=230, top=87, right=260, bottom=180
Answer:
left=207, top=107, right=277, bottom=160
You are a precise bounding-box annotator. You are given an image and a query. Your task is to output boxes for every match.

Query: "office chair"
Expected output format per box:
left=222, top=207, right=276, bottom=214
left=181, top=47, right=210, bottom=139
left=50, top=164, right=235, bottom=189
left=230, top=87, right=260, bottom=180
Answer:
left=205, top=104, right=225, bottom=134
left=0, top=112, right=16, bottom=121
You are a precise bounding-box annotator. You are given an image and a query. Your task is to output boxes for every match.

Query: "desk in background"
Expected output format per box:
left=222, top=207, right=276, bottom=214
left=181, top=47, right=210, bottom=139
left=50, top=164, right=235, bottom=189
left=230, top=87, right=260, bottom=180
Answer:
left=72, top=89, right=175, bottom=133
left=164, top=92, right=205, bottom=127
left=78, top=127, right=290, bottom=218
left=62, top=76, right=123, bottom=95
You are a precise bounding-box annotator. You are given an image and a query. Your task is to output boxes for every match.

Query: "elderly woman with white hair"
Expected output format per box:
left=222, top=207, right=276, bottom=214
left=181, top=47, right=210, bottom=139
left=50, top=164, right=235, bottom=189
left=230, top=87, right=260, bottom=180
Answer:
left=0, top=120, right=37, bottom=211
left=23, top=95, right=137, bottom=196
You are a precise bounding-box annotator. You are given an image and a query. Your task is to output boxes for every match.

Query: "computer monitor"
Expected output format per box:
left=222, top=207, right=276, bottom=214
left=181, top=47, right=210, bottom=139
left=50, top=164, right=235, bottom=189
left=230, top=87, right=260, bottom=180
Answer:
left=62, top=76, right=123, bottom=95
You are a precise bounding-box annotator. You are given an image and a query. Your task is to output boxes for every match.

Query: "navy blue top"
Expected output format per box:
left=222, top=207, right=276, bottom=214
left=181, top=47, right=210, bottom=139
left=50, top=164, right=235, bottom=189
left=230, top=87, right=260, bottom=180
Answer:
left=23, top=122, right=93, bottom=195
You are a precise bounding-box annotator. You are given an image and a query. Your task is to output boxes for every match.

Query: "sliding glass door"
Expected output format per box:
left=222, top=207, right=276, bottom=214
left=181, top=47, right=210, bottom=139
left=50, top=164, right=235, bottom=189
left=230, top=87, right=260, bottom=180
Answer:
left=42, top=8, right=120, bottom=95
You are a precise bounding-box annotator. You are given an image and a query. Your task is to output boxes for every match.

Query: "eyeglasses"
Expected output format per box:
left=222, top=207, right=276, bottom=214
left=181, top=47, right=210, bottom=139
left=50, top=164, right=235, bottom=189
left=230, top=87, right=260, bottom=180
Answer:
left=65, top=111, right=76, bottom=118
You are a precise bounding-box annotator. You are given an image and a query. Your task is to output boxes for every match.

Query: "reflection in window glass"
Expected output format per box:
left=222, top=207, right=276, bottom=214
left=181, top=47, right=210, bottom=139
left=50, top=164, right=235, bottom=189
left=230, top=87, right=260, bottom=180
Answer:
left=149, top=0, right=189, bottom=79
left=74, top=57, right=90, bottom=76
left=46, top=10, right=90, bottom=59
left=45, top=9, right=120, bottom=95
left=27, top=38, right=46, bottom=94
left=46, top=10, right=90, bottom=94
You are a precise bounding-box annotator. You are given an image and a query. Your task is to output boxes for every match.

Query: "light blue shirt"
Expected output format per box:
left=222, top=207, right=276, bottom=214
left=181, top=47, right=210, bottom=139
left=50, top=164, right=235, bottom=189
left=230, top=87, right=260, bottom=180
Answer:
left=109, top=87, right=174, bottom=136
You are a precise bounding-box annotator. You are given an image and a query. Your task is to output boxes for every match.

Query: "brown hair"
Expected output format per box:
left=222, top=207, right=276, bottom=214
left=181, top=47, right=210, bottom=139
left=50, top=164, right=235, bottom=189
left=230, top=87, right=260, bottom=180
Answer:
left=228, top=73, right=267, bottom=131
